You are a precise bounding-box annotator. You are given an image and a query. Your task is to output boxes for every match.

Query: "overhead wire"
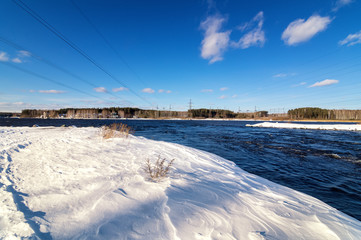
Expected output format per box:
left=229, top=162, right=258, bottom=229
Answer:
left=70, top=0, right=148, bottom=87
left=0, top=35, right=134, bottom=106
left=12, top=0, right=154, bottom=107
left=0, top=61, right=123, bottom=106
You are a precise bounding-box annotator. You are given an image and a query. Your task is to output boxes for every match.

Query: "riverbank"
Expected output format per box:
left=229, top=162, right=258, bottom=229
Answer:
left=247, top=122, right=361, bottom=131
left=4, top=116, right=361, bottom=124
left=1, top=126, right=360, bottom=239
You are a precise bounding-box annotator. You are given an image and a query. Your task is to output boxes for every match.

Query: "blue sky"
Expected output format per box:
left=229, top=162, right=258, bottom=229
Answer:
left=0, top=0, right=360, bottom=112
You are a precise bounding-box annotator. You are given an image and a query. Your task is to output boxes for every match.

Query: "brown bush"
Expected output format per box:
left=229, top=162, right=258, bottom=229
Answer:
left=101, top=123, right=133, bottom=139
left=144, top=156, right=175, bottom=182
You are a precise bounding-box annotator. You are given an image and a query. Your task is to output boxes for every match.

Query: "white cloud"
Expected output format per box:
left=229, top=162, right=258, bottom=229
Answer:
left=232, top=94, right=238, bottom=98
left=38, top=90, right=66, bottom=94
left=0, top=50, right=31, bottom=63
left=0, top=51, right=9, bottom=62
left=200, top=16, right=231, bottom=64
left=18, top=50, right=31, bottom=57
left=94, top=87, right=107, bottom=93
left=333, top=0, right=353, bottom=11
left=273, top=73, right=287, bottom=78
left=158, top=89, right=172, bottom=93
left=220, top=87, right=228, bottom=91
left=282, top=15, right=332, bottom=46
left=12, top=58, right=22, bottom=63
left=112, top=87, right=128, bottom=92
left=232, top=11, right=265, bottom=49
left=309, top=79, right=339, bottom=87
left=142, top=88, right=155, bottom=93
left=0, top=102, right=67, bottom=112
left=292, top=82, right=307, bottom=87
left=339, top=30, right=361, bottom=46
left=201, top=89, right=213, bottom=93
left=219, top=95, right=227, bottom=99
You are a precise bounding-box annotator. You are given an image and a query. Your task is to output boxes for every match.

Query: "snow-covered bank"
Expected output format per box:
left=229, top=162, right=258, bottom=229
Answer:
left=246, top=122, right=361, bottom=131
left=1, top=127, right=360, bottom=239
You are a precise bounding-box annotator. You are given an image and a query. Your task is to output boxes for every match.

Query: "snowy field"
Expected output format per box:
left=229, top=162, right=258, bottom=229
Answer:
left=1, top=127, right=361, bottom=239
left=246, top=122, right=361, bottom=131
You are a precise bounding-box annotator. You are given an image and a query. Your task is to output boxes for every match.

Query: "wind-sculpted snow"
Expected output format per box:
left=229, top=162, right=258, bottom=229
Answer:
left=246, top=122, right=361, bottom=131
left=0, top=127, right=360, bottom=239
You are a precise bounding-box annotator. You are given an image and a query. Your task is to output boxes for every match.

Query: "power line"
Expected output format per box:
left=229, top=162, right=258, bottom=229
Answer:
left=0, top=61, right=123, bottom=106
left=12, top=0, right=153, bottom=106
left=0, top=35, right=133, bottom=105
left=70, top=0, right=147, bottom=87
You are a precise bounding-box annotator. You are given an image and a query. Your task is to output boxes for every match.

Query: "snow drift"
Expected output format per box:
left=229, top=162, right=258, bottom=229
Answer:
left=0, top=127, right=360, bottom=239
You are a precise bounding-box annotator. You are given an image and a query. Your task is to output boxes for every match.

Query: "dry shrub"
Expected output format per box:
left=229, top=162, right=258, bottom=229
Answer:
left=144, top=156, right=175, bottom=182
left=101, top=123, right=133, bottom=139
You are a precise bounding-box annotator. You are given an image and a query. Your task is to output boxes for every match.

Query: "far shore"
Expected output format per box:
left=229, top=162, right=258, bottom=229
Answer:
left=6, top=116, right=361, bottom=123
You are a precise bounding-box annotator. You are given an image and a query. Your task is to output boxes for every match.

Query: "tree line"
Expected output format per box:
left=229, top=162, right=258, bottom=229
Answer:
left=20, top=108, right=269, bottom=119
left=288, top=108, right=361, bottom=120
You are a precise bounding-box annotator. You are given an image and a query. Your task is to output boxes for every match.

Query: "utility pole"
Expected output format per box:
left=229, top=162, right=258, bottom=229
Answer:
left=189, top=99, right=193, bottom=118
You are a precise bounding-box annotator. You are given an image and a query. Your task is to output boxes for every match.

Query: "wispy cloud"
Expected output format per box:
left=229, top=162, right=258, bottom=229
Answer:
left=38, top=90, right=66, bottom=94
left=0, top=101, right=25, bottom=106
left=0, top=51, right=9, bottom=62
left=14, top=50, right=31, bottom=63
left=219, top=95, right=227, bottom=99
left=0, top=101, right=67, bottom=112
left=18, top=50, right=31, bottom=57
left=220, top=87, right=228, bottom=91
left=158, top=89, right=172, bottom=93
left=309, top=79, right=339, bottom=87
left=292, top=82, right=307, bottom=87
left=200, top=15, right=231, bottom=64
left=94, top=87, right=107, bottom=93
left=0, top=50, right=31, bottom=63
left=112, top=87, right=128, bottom=92
left=201, top=89, right=213, bottom=93
left=333, top=0, right=353, bottom=11
left=12, top=58, right=22, bottom=63
left=232, top=94, right=238, bottom=98
left=142, top=88, right=155, bottom=93
left=282, top=15, right=332, bottom=46
left=231, top=11, right=265, bottom=49
left=339, top=30, right=361, bottom=46
left=273, top=73, right=297, bottom=78
left=273, top=73, right=287, bottom=78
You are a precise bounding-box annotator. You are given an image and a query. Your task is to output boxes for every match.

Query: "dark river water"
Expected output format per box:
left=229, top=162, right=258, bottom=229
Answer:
left=1, top=118, right=361, bottom=221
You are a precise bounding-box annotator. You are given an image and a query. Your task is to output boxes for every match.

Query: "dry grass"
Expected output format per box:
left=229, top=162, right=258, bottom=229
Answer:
left=144, top=156, right=175, bottom=182
left=101, top=123, right=133, bottom=139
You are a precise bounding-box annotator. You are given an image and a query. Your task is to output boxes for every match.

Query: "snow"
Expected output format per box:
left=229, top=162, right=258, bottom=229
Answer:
left=1, top=126, right=361, bottom=239
left=246, top=122, right=361, bottom=131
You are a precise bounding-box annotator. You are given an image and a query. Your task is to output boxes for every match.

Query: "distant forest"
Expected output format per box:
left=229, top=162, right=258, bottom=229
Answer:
left=20, top=107, right=268, bottom=119
left=288, top=108, right=361, bottom=120
left=16, top=107, right=361, bottom=120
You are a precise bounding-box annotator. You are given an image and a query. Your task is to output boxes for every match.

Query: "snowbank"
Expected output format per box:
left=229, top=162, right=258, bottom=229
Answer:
left=1, top=127, right=360, bottom=239
left=246, top=122, right=361, bottom=131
